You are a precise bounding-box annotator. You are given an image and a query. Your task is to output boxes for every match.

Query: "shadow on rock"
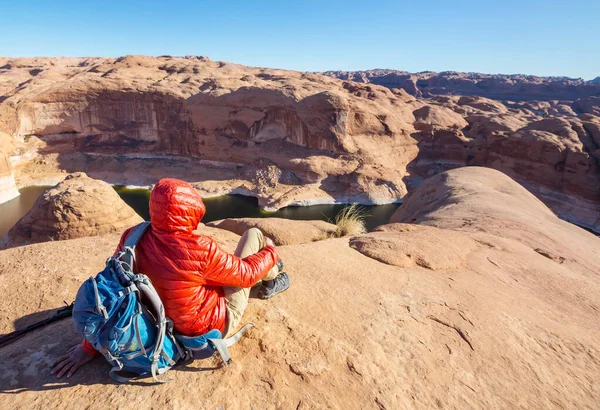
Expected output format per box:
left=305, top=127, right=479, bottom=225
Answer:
left=0, top=320, right=117, bottom=394
left=1, top=308, right=235, bottom=394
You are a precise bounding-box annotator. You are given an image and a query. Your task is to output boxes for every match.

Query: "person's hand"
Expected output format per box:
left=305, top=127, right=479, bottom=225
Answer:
left=51, top=344, right=96, bottom=378
left=265, top=237, right=276, bottom=248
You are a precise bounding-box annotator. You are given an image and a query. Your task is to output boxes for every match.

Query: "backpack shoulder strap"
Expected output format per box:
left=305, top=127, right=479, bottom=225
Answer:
left=136, top=278, right=170, bottom=382
left=175, top=323, right=255, bottom=365
left=120, top=222, right=151, bottom=270
left=209, top=323, right=254, bottom=366
left=124, top=222, right=151, bottom=249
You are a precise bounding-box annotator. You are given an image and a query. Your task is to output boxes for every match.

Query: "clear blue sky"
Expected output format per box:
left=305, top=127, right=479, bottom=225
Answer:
left=1, top=0, right=598, bottom=79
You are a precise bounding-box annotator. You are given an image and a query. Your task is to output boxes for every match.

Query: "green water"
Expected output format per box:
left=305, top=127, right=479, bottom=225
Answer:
left=0, top=186, right=400, bottom=238
left=113, top=186, right=400, bottom=231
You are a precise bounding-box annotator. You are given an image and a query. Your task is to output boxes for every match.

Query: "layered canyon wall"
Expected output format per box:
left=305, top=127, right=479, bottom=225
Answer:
left=0, top=56, right=598, bottom=230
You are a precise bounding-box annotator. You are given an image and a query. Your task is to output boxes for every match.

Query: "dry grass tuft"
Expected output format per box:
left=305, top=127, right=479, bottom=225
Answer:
left=331, top=204, right=367, bottom=238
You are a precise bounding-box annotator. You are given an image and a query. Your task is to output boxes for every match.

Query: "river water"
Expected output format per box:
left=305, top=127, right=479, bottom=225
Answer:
left=0, top=186, right=401, bottom=237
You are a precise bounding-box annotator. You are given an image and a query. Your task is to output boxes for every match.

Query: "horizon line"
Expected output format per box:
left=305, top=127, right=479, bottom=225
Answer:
left=1, top=54, right=597, bottom=82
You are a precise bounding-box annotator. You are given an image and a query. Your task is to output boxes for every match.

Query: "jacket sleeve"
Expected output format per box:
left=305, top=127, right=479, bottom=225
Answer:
left=81, top=339, right=100, bottom=356
left=202, top=238, right=279, bottom=288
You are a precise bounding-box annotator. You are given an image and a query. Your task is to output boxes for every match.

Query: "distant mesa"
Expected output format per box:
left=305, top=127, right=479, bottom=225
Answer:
left=321, top=69, right=600, bottom=101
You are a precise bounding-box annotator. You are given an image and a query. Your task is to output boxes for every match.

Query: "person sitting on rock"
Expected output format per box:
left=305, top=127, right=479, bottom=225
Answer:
left=51, top=178, right=290, bottom=378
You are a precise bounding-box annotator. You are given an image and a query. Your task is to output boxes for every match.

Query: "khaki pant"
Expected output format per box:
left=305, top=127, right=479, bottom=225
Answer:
left=223, top=228, right=280, bottom=338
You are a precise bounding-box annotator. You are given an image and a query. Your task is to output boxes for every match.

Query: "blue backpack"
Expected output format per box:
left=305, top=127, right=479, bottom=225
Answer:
left=72, top=222, right=253, bottom=383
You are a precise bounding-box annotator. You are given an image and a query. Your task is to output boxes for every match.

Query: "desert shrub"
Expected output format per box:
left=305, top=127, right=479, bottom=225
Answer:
left=331, top=204, right=367, bottom=238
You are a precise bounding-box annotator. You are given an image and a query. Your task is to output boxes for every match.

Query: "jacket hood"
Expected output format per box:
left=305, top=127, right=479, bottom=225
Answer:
left=150, top=179, right=205, bottom=234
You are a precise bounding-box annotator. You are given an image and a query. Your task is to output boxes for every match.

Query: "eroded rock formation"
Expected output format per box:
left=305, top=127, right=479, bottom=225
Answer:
left=1, top=172, right=143, bottom=248
left=0, top=132, right=19, bottom=203
left=0, top=56, right=599, bottom=231
left=392, top=166, right=600, bottom=236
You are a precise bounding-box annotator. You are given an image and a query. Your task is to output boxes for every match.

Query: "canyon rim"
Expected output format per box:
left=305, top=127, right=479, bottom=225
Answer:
left=0, top=55, right=598, bottom=232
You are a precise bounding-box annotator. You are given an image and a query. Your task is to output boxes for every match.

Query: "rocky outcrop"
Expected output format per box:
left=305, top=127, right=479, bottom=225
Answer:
left=406, top=98, right=600, bottom=231
left=1, top=167, right=599, bottom=408
left=391, top=166, right=600, bottom=240
left=322, top=69, right=600, bottom=101
left=391, top=166, right=553, bottom=226
left=207, top=217, right=336, bottom=245
left=0, top=56, right=418, bottom=210
left=1, top=173, right=143, bottom=248
left=1, top=56, right=599, bottom=231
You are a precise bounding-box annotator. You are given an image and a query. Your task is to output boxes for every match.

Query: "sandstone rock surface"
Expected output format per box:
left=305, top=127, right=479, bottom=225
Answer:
left=207, top=217, right=336, bottom=245
left=0, top=56, right=418, bottom=212
left=0, top=167, right=599, bottom=409
left=1, top=172, right=143, bottom=248
left=350, top=223, right=476, bottom=269
left=0, top=56, right=598, bottom=232
left=391, top=166, right=600, bottom=238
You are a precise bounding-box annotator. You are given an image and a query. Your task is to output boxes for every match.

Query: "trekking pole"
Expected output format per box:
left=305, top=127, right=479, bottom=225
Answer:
left=0, top=302, right=73, bottom=348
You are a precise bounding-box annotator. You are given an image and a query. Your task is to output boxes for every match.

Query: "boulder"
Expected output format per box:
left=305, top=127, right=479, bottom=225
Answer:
left=1, top=173, right=143, bottom=248
left=207, top=217, right=337, bottom=245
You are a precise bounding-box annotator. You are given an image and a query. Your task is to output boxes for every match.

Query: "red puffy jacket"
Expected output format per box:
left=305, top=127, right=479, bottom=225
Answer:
left=82, top=178, right=278, bottom=355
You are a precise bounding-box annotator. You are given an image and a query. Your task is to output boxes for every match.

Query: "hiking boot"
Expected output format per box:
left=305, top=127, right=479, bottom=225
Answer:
left=276, top=258, right=284, bottom=273
left=257, top=272, right=290, bottom=300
